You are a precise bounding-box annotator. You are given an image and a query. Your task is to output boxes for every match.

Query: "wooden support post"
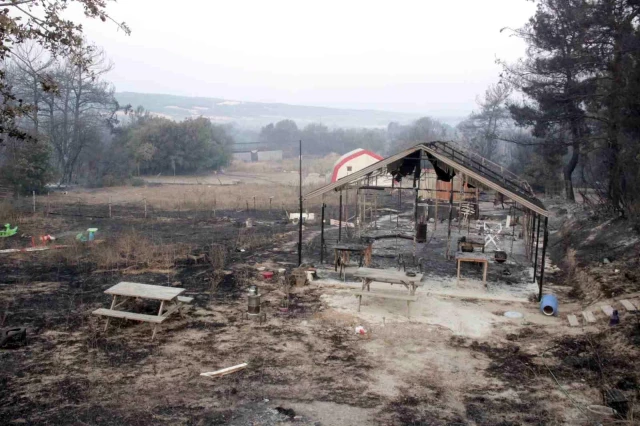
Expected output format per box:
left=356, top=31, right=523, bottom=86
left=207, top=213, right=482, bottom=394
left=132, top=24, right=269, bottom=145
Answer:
left=523, top=213, right=529, bottom=258
left=435, top=196, right=438, bottom=230
left=253, top=196, right=256, bottom=211
left=320, top=202, right=326, bottom=264
left=538, top=217, right=549, bottom=301
left=529, top=213, right=537, bottom=262
left=445, top=182, right=454, bottom=259
left=105, top=295, right=118, bottom=332
left=397, top=186, right=401, bottom=228
left=458, top=175, right=467, bottom=232
left=338, top=190, right=343, bottom=242
left=373, top=192, right=378, bottom=229
left=345, top=187, right=349, bottom=227
left=413, top=185, right=419, bottom=234
left=510, top=206, right=516, bottom=255
left=355, top=188, right=360, bottom=237
left=533, top=214, right=541, bottom=283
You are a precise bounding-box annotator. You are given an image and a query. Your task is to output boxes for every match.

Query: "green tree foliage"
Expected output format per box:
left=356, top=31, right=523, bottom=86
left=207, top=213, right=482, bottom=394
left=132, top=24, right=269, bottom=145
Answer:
left=503, top=0, right=593, bottom=202
left=258, top=119, right=387, bottom=156
left=0, top=136, right=52, bottom=194
left=113, top=110, right=233, bottom=176
left=505, top=0, right=640, bottom=215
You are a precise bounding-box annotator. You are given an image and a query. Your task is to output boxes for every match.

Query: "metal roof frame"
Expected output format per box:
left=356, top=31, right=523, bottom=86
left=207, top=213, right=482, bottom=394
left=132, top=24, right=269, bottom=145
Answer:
left=304, top=141, right=548, bottom=217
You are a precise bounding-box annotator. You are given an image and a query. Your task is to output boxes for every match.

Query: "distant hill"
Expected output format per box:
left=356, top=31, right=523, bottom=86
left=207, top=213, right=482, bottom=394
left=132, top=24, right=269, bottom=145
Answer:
left=115, top=92, right=429, bottom=129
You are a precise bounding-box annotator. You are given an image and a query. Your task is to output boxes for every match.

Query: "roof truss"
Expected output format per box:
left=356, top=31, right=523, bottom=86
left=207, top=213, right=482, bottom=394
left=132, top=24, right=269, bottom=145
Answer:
left=304, top=141, right=548, bottom=217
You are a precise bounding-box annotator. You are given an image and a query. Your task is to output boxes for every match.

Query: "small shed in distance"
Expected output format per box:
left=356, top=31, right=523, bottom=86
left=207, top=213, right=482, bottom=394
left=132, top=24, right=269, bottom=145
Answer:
left=331, top=149, right=383, bottom=182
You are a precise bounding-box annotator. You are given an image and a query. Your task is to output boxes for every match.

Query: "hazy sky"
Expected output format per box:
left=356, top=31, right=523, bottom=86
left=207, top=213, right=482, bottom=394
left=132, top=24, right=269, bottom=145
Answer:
left=77, top=0, right=536, bottom=116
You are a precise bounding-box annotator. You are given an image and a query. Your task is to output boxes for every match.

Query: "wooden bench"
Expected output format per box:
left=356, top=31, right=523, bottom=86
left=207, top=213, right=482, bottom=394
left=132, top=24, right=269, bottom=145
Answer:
left=351, top=290, right=418, bottom=318
left=92, top=308, right=167, bottom=324
left=177, top=296, right=194, bottom=304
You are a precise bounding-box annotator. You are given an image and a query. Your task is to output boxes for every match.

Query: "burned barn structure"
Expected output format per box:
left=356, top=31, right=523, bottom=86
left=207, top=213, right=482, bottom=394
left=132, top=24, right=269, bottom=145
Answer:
left=302, top=141, right=550, bottom=300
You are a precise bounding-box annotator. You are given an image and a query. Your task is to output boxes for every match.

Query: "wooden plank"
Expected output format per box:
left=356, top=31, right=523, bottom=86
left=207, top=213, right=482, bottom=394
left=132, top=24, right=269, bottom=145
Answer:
left=620, top=299, right=637, bottom=312
left=105, top=282, right=185, bottom=301
left=92, top=308, right=167, bottom=323
left=334, top=244, right=368, bottom=251
left=177, top=296, right=194, bottom=304
left=161, top=304, right=180, bottom=318
left=201, top=363, right=248, bottom=378
left=582, top=311, right=596, bottom=323
left=567, top=314, right=580, bottom=327
left=353, top=268, right=423, bottom=285
left=601, top=305, right=614, bottom=317
left=351, top=291, right=418, bottom=302
left=455, top=252, right=491, bottom=262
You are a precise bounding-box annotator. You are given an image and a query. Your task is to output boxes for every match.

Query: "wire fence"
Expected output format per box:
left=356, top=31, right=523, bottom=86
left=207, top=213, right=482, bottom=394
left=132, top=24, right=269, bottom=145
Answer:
left=5, top=191, right=324, bottom=222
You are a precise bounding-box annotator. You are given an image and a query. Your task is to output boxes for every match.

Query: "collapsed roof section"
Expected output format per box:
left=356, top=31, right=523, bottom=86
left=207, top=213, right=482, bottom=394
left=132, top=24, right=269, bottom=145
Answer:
left=304, top=141, right=548, bottom=217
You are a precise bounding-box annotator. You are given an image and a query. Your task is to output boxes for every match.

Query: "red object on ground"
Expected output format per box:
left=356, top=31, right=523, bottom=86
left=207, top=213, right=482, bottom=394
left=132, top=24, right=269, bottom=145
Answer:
left=262, top=271, right=274, bottom=279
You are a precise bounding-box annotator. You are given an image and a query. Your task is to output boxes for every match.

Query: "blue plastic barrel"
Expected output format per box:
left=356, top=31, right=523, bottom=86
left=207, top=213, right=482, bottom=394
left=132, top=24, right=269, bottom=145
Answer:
left=540, top=294, right=558, bottom=316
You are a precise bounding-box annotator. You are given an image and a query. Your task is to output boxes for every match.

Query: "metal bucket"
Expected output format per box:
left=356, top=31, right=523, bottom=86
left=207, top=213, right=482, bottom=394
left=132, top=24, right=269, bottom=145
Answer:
left=248, top=294, right=261, bottom=315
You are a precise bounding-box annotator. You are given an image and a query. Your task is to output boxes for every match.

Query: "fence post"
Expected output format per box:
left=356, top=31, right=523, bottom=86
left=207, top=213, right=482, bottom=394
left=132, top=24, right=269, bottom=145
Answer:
left=47, top=192, right=50, bottom=216
left=144, top=198, right=147, bottom=219
left=269, top=197, right=273, bottom=213
left=253, top=196, right=256, bottom=212
left=32, top=191, right=36, bottom=213
left=109, top=196, right=112, bottom=218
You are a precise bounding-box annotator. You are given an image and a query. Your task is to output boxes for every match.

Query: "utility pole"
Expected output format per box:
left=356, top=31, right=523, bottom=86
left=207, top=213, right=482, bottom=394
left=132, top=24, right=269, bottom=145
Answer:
left=298, top=139, right=303, bottom=266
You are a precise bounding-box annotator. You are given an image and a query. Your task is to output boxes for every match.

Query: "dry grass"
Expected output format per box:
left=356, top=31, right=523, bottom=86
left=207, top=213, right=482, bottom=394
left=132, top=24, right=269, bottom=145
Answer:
left=0, top=200, right=19, bottom=224
left=207, top=244, right=228, bottom=296
left=40, top=181, right=323, bottom=213
left=227, top=153, right=340, bottom=175
left=93, top=232, right=191, bottom=270
left=53, top=231, right=191, bottom=271
left=208, top=244, right=227, bottom=270
left=236, top=228, right=273, bottom=250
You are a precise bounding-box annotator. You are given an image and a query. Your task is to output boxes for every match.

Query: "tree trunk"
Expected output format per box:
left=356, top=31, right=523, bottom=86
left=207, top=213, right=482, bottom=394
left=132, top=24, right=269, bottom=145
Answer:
left=564, top=135, right=580, bottom=203
left=607, top=35, right=626, bottom=214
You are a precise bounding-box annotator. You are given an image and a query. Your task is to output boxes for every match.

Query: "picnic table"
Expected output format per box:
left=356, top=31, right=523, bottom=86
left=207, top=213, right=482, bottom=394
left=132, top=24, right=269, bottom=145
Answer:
left=334, top=243, right=372, bottom=279
left=352, top=267, right=424, bottom=317
left=455, top=252, right=490, bottom=286
left=92, top=282, right=193, bottom=340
